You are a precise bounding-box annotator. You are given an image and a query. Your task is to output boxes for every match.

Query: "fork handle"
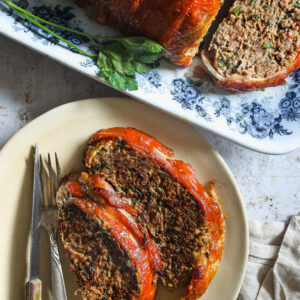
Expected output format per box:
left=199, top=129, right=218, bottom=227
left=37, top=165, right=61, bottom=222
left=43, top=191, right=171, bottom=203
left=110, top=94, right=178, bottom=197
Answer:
left=26, top=279, right=42, bottom=300
left=49, top=230, right=67, bottom=300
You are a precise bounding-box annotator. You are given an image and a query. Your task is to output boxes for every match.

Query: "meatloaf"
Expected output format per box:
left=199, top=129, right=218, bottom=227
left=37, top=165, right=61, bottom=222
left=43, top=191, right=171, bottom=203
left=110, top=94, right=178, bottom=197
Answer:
left=56, top=174, right=157, bottom=300
left=85, top=127, right=225, bottom=299
left=201, top=0, right=300, bottom=92
left=73, top=0, right=222, bottom=67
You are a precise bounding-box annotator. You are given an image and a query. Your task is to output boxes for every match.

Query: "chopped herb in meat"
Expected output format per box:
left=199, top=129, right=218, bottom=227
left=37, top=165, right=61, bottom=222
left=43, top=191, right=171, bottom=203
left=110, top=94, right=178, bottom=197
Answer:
left=232, top=6, right=240, bottom=16
left=263, top=41, right=271, bottom=49
left=131, top=186, right=143, bottom=198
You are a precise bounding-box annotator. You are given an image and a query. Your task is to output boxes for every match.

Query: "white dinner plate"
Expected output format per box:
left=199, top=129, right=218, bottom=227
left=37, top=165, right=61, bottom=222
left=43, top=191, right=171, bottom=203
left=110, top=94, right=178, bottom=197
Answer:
left=0, top=0, right=299, bottom=154
left=0, top=97, right=248, bottom=299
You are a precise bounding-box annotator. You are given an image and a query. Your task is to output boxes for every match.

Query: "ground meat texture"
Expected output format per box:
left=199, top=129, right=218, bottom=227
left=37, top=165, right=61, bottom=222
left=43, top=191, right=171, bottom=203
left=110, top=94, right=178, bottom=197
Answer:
left=58, top=203, right=139, bottom=299
left=85, top=139, right=207, bottom=288
left=206, top=0, right=300, bottom=78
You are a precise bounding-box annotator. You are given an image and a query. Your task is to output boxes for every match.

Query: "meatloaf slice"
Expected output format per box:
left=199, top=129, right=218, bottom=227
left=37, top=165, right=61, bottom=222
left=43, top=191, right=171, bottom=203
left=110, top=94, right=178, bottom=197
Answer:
left=73, top=0, right=222, bottom=67
left=56, top=176, right=156, bottom=300
left=85, top=127, right=225, bottom=298
left=201, top=0, right=300, bottom=92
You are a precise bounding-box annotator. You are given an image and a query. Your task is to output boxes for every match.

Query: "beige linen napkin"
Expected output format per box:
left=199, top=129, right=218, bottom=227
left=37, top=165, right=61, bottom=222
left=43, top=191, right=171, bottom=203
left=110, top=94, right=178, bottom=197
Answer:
left=238, top=215, right=300, bottom=300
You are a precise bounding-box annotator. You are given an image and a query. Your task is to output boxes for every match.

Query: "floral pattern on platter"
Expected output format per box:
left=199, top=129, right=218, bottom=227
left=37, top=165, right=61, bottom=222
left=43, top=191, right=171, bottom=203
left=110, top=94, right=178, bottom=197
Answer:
left=171, top=78, right=211, bottom=121
left=212, top=98, right=293, bottom=139
left=1, top=0, right=300, bottom=145
left=169, top=71, right=300, bottom=139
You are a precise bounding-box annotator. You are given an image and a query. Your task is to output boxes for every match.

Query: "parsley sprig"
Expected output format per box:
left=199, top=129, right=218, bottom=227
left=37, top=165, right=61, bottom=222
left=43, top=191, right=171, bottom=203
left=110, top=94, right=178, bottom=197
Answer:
left=3, top=0, right=167, bottom=91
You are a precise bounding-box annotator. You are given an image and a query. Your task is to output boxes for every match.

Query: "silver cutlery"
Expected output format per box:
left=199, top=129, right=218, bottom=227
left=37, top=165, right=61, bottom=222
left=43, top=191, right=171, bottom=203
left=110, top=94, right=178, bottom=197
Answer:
left=39, top=152, right=67, bottom=300
left=26, top=144, right=42, bottom=300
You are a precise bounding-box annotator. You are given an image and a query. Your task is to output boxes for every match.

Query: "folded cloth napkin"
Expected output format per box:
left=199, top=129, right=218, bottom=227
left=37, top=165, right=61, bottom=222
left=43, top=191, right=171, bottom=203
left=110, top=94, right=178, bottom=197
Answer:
left=238, top=215, right=300, bottom=300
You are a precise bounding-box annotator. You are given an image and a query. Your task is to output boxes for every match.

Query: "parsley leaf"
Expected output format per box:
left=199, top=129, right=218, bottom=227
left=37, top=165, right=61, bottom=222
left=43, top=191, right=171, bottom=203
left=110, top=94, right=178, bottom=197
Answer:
left=263, top=41, right=271, bottom=49
left=4, top=0, right=166, bottom=92
left=233, top=6, right=240, bottom=16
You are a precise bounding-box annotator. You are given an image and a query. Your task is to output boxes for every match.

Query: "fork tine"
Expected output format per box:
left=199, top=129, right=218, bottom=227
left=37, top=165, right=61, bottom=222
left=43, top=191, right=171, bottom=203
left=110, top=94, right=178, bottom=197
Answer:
left=55, top=152, right=61, bottom=188
left=47, top=153, right=56, bottom=207
left=39, top=155, right=47, bottom=208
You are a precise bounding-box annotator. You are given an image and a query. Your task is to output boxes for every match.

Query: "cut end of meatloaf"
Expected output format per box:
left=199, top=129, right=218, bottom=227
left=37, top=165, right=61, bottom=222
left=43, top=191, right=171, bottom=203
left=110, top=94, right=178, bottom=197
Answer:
left=57, top=184, right=139, bottom=299
left=201, top=0, right=300, bottom=91
left=85, top=138, right=209, bottom=288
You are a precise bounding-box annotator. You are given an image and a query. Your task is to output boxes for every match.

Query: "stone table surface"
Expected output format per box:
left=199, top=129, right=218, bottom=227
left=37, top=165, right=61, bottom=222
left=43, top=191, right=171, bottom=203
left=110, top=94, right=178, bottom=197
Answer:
left=1, top=35, right=299, bottom=222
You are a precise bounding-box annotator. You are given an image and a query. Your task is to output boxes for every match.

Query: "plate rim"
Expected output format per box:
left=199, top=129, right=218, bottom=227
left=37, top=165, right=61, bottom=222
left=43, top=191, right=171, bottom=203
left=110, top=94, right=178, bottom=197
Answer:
left=0, top=97, right=249, bottom=299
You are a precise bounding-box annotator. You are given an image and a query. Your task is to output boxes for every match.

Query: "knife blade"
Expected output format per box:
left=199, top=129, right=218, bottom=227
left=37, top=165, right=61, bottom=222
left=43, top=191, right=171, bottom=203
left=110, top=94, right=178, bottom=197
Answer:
left=26, top=144, right=42, bottom=300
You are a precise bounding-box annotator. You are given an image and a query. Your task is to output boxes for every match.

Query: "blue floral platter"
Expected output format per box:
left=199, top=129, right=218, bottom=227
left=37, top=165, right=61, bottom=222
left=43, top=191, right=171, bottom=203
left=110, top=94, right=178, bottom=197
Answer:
left=1, top=0, right=299, bottom=154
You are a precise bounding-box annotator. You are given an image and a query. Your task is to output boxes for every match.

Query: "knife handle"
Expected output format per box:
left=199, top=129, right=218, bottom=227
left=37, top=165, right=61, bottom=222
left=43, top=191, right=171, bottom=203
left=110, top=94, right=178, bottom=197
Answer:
left=26, top=279, right=42, bottom=300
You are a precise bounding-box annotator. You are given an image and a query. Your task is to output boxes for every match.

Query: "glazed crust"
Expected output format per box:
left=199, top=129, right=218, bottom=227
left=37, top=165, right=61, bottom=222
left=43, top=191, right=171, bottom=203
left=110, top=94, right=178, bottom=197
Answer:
left=73, top=0, right=222, bottom=67
left=87, top=127, right=225, bottom=299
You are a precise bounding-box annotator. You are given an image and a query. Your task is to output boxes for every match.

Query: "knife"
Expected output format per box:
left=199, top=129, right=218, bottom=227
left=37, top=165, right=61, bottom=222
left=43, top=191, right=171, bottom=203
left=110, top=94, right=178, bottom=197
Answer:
left=26, top=144, right=42, bottom=300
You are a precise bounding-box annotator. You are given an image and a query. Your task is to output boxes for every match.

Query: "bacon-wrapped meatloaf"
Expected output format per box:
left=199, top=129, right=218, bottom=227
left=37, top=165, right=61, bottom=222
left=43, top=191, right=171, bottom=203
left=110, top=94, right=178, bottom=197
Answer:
left=73, top=0, right=222, bottom=67
left=85, top=127, right=225, bottom=299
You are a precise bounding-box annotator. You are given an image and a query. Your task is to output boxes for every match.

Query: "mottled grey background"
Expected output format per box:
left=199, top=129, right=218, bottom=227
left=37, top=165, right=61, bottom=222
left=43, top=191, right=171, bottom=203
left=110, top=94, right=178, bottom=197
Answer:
left=1, top=35, right=299, bottom=221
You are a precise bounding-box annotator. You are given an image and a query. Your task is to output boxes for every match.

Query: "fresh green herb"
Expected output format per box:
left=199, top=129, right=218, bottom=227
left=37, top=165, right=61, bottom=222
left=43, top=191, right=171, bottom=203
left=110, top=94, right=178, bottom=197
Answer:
left=269, top=23, right=274, bottom=28
left=233, top=6, right=240, bottom=16
left=285, top=13, right=291, bottom=19
left=3, top=0, right=167, bottom=91
left=250, top=0, right=257, bottom=7
left=219, top=54, right=231, bottom=67
left=263, top=3, right=269, bottom=8
left=118, top=140, right=127, bottom=148
left=98, top=228, right=109, bottom=234
left=276, top=17, right=279, bottom=21
left=84, top=254, right=93, bottom=262
left=297, top=15, right=300, bottom=20
left=255, top=14, right=260, bottom=20
left=295, top=3, right=300, bottom=8
left=100, top=160, right=110, bottom=169
left=131, top=186, right=143, bottom=198
left=157, top=200, right=164, bottom=207
left=263, top=41, right=271, bottom=49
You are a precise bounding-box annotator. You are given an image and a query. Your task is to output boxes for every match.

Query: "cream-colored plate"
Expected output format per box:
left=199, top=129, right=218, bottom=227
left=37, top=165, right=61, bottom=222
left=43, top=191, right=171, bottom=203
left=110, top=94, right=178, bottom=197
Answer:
left=0, top=97, right=248, bottom=300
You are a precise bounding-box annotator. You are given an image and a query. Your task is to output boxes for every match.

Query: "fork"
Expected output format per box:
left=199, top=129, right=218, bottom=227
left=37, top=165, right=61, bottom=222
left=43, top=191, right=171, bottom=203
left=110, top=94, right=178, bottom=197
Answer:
left=40, top=153, right=67, bottom=300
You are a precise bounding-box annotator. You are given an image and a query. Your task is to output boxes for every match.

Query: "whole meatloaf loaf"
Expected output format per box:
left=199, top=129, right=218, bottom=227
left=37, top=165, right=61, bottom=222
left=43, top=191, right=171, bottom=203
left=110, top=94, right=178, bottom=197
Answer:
left=85, top=127, right=225, bottom=299
left=56, top=173, right=157, bottom=300
left=73, top=0, right=222, bottom=67
left=201, top=0, right=300, bottom=92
